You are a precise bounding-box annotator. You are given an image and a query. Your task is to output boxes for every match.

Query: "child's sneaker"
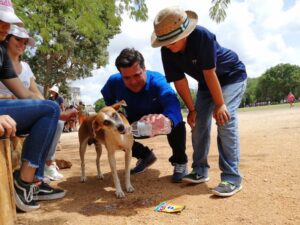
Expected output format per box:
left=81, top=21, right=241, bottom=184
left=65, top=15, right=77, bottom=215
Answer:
left=212, top=181, right=242, bottom=197
left=33, top=182, right=65, bottom=201
left=13, top=171, right=40, bottom=212
left=172, top=163, right=188, bottom=183
left=44, top=162, right=64, bottom=181
left=182, top=171, right=209, bottom=184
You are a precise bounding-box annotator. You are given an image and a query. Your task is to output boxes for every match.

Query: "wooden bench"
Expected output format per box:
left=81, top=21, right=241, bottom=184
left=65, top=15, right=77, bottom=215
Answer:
left=0, top=138, right=16, bottom=225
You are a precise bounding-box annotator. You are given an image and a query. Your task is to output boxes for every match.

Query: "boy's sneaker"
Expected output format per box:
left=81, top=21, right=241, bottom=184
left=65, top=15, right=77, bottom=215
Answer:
left=182, top=171, right=209, bottom=184
left=212, top=181, right=242, bottom=197
left=33, top=182, right=66, bottom=201
left=13, top=171, right=40, bottom=212
left=172, top=163, right=188, bottom=183
left=130, top=151, right=157, bottom=174
left=44, top=162, right=64, bottom=181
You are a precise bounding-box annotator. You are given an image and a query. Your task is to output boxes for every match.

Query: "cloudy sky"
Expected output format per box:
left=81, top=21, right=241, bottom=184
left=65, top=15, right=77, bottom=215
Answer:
left=71, top=0, right=300, bottom=105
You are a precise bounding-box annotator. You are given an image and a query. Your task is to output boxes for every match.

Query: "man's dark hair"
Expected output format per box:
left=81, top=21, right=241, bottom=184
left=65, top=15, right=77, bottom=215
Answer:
left=115, top=48, right=145, bottom=71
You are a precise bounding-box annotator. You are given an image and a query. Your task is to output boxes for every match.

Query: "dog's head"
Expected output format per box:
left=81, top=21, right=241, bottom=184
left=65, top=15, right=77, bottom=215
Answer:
left=92, top=100, right=129, bottom=136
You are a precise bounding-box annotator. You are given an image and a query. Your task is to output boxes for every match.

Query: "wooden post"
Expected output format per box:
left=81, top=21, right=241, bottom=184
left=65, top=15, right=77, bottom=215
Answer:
left=0, top=138, right=16, bottom=225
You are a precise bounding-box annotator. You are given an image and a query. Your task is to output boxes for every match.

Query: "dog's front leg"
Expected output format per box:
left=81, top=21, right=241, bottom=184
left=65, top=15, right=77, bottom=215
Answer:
left=107, top=150, right=124, bottom=198
left=125, top=149, right=134, bottom=193
left=95, top=142, right=104, bottom=180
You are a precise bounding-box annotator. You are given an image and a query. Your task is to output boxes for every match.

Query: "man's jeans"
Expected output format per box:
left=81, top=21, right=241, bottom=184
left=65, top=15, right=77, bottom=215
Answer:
left=47, top=120, right=64, bottom=161
left=0, top=99, right=60, bottom=179
left=192, top=80, right=247, bottom=185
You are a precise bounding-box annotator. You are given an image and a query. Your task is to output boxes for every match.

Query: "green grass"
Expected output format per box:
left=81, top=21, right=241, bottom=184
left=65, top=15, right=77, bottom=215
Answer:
left=238, top=102, right=299, bottom=112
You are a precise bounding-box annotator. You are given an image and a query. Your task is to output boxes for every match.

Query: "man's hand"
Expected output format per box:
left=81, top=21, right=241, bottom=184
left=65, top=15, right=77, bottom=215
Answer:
left=139, top=114, right=172, bottom=135
left=0, top=115, right=17, bottom=138
left=213, top=104, right=230, bottom=126
left=140, top=114, right=168, bottom=124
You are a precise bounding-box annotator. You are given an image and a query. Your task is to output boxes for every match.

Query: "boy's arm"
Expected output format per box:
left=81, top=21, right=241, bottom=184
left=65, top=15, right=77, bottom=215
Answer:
left=174, top=77, right=196, bottom=128
left=203, top=68, right=229, bottom=126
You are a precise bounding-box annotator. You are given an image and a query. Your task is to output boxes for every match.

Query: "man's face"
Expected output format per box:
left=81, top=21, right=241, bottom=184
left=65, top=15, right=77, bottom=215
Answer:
left=120, top=62, right=146, bottom=93
left=0, top=20, right=10, bottom=41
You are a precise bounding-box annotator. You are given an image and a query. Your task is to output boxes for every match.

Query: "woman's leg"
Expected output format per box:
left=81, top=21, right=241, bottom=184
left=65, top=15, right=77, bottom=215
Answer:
left=0, top=99, right=60, bottom=180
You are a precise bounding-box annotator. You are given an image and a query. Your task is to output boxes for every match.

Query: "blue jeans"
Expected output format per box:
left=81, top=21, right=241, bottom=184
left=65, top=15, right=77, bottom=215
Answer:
left=192, top=80, right=247, bottom=185
left=46, top=120, right=64, bottom=161
left=0, top=99, right=60, bottom=179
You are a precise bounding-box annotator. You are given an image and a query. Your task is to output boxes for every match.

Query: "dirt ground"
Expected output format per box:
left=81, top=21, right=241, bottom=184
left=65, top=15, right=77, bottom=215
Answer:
left=16, top=105, right=300, bottom=225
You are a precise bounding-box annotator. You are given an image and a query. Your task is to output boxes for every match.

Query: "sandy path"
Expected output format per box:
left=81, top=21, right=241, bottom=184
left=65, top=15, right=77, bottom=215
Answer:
left=16, top=105, right=300, bottom=225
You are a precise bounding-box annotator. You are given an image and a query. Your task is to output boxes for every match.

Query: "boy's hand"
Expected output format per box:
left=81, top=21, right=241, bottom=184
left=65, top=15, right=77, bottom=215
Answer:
left=213, top=104, right=230, bottom=126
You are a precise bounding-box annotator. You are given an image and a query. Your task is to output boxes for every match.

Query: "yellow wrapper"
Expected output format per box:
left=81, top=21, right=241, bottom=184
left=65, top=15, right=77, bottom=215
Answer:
left=154, top=201, right=185, bottom=213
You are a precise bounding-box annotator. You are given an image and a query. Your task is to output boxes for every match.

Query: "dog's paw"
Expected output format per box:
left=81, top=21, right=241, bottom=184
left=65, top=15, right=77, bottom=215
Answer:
left=115, top=190, right=125, bottom=198
left=126, top=185, right=135, bottom=193
left=97, top=174, right=104, bottom=180
left=80, top=176, right=87, bottom=183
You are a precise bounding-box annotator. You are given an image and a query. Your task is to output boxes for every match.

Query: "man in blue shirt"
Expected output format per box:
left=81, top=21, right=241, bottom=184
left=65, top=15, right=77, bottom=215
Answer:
left=151, top=6, right=247, bottom=197
left=101, top=48, right=188, bottom=183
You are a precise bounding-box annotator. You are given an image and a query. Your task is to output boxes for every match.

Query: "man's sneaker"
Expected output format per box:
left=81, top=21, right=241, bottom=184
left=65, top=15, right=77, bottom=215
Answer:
left=13, top=171, right=40, bottom=212
left=212, top=181, right=242, bottom=197
left=33, top=182, right=66, bottom=201
left=44, top=162, right=64, bottom=181
left=182, top=171, right=209, bottom=184
left=172, top=163, right=188, bottom=183
left=130, top=151, right=157, bottom=174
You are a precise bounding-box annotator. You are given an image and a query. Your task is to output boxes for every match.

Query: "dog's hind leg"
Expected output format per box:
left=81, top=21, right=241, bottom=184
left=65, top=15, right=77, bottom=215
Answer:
left=79, top=138, right=88, bottom=182
left=107, top=150, right=124, bottom=198
left=95, top=141, right=104, bottom=180
left=124, top=149, right=134, bottom=193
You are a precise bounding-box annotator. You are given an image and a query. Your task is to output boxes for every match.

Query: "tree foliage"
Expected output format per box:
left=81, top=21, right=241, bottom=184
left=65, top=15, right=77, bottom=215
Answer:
left=14, top=0, right=147, bottom=96
left=209, top=0, right=231, bottom=23
left=255, top=63, right=300, bottom=102
left=241, top=77, right=259, bottom=106
left=94, top=98, right=106, bottom=113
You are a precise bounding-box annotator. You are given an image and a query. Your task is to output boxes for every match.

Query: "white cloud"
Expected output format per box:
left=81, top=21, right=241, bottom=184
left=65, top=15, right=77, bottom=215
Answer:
left=71, top=0, right=300, bottom=104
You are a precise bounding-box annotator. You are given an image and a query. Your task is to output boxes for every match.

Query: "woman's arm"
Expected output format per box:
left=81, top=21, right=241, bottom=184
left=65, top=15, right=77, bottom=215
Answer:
left=1, top=77, right=39, bottom=99
left=29, top=77, right=44, bottom=100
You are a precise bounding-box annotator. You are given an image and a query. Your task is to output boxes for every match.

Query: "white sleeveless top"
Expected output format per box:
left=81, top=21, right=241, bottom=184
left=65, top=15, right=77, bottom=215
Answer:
left=0, top=61, right=35, bottom=96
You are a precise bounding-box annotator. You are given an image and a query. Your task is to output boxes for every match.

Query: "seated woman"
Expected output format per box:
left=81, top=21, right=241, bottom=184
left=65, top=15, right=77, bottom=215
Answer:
left=0, top=10, right=73, bottom=212
left=2, top=25, right=64, bottom=181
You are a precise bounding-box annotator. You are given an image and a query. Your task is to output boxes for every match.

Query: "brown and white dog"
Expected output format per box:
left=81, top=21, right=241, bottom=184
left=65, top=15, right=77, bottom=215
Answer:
left=78, top=100, right=134, bottom=198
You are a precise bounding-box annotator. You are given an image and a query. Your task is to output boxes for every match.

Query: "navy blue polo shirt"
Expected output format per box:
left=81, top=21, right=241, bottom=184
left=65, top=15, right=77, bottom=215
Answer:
left=101, top=70, right=183, bottom=126
left=161, top=25, right=247, bottom=90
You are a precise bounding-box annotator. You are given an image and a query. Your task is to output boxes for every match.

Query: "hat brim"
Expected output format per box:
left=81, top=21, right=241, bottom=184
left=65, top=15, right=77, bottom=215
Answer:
left=0, top=11, right=23, bottom=24
left=151, top=10, right=198, bottom=48
left=49, top=89, right=58, bottom=94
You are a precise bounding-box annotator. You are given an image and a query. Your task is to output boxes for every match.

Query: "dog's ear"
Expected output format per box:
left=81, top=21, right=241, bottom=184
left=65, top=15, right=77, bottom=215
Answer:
left=111, top=100, right=127, bottom=111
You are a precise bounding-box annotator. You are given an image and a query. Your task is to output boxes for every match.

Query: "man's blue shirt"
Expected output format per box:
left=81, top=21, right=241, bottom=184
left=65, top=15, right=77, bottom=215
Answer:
left=161, top=25, right=247, bottom=90
left=101, top=70, right=183, bottom=126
